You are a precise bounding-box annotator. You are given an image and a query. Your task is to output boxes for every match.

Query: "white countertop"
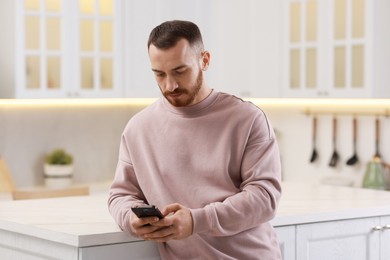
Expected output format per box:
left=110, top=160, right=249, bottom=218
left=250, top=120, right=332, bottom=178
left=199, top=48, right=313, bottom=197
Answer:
left=272, top=183, right=390, bottom=226
left=1, top=182, right=390, bottom=248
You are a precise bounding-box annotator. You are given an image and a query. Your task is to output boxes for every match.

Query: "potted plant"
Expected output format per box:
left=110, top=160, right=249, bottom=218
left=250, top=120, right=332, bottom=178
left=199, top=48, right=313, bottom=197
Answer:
left=44, top=149, right=74, bottom=189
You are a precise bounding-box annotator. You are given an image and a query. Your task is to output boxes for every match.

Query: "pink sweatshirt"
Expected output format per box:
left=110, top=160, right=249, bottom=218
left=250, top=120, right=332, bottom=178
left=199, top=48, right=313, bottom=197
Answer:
left=108, top=90, right=282, bottom=259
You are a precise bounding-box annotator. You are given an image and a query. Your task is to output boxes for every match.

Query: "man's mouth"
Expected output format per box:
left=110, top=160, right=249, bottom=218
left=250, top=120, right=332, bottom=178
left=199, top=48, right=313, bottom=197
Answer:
left=166, top=90, right=185, bottom=98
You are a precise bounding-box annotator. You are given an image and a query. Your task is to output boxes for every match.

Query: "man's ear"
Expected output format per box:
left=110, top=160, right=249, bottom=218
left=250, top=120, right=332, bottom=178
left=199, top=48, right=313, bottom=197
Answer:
left=201, top=51, right=210, bottom=71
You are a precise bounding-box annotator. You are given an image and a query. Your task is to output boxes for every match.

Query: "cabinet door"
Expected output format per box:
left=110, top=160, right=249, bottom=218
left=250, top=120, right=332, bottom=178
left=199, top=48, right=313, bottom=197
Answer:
left=282, top=0, right=322, bottom=98
left=75, top=0, right=123, bottom=98
left=296, top=217, right=380, bottom=260
left=15, top=0, right=124, bottom=98
left=282, top=0, right=372, bottom=98
left=16, top=0, right=67, bottom=98
left=329, top=0, right=370, bottom=98
left=210, top=0, right=281, bottom=98
left=275, top=226, right=296, bottom=260
left=381, top=216, right=390, bottom=260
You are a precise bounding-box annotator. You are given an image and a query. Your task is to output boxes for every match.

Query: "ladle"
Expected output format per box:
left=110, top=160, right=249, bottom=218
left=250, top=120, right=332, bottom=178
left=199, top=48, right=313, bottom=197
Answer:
left=346, top=117, right=359, bottom=165
left=309, top=116, right=318, bottom=163
left=329, top=117, right=339, bottom=167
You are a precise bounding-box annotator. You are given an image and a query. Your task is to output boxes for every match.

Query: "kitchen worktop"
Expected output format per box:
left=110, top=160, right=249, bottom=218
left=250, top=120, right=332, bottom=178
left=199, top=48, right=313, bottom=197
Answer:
left=273, top=183, right=390, bottom=226
left=1, top=182, right=390, bottom=249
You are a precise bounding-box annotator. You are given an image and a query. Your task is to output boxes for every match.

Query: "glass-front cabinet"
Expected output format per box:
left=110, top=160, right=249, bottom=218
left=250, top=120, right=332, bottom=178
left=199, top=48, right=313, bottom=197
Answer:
left=15, top=0, right=123, bottom=98
left=282, top=0, right=390, bottom=98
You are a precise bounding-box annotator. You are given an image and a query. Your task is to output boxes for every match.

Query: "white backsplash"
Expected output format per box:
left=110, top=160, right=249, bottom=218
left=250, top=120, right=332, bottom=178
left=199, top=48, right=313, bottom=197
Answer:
left=1, top=103, right=389, bottom=188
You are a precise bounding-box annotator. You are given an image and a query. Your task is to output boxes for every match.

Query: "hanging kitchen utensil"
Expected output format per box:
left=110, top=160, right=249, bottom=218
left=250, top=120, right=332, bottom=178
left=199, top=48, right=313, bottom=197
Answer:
left=362, top=157, right=386, bottom=190
left=362, top=117, right=386, bottom=190
left=329, top=117, right=339, bottom=167
left=374, top=117, right=381, bottom=159
left=309, top=116, right=318, bottom=163
left=346, top=117, right=359, bottom=166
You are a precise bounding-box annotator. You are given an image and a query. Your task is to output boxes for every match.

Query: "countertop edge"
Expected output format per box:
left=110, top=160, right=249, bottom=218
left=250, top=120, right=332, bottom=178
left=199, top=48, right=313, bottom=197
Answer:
left=272, top=205, right=390, bottom=226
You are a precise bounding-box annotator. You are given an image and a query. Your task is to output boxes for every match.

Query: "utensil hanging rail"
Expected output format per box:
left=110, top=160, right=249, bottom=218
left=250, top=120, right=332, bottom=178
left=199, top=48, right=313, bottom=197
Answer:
left=303, top=109, right=390, bottom=117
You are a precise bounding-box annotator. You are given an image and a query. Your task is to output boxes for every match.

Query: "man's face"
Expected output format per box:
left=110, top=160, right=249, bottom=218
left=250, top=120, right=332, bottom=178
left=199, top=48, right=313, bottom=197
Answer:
left=148, top=39, right=206, bottom=107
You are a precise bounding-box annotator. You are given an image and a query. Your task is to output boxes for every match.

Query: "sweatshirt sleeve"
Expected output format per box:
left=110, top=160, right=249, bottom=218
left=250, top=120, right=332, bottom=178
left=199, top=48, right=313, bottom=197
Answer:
left=190, top=111, right=282, bottom=236
left=107, top=135, right=147, bottom=235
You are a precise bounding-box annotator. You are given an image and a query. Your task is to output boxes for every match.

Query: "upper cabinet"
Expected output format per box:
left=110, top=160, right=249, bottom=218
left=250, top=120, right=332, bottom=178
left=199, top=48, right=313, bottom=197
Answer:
left=122, top=0, right=282, bottom=99
left=5, top=0, right=282, bottom=99
left=3, top=0, right=389, bottom=99
left=282, top=0, right=390, bottom=98
left=14, top=0, right=124, bottom=98
left=209, top=0, right=282, bottom=98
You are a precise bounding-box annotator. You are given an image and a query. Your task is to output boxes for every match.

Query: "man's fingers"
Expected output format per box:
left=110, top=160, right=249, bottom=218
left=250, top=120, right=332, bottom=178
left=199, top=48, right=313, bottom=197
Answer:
left=144, top=225, right=175, bottom=241
left=162, top=203, right=182, bottom=215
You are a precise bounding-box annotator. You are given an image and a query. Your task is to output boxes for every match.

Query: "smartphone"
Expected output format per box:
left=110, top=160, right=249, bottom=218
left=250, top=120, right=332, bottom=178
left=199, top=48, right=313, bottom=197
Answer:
left=131, top=205, right=164, bottom=219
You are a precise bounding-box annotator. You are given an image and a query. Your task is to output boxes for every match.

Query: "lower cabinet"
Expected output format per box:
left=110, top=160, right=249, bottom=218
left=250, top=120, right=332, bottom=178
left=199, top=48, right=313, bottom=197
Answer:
left=79, top=217, right=390, bottom=260
left=4, top=217, right=388, bottom=260
left=275, top=226, right=296, bottom=260
left=296, top=217, right=380, bottom=260
left=380, top=216, right=390, bottom=260
left=277, top=215, right=390, bottom=260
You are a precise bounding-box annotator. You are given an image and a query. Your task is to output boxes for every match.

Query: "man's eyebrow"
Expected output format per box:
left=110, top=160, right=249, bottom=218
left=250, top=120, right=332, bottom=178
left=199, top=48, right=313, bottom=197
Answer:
left=171, top=65, right=186, bottom=71
left=151, top=65, right=187, bottom=73
left=151, top=68, right=163, bottom=73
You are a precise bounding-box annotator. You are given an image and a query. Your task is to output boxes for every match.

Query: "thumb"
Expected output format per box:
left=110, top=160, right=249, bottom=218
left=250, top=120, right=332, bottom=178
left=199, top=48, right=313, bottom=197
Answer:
left=162, top=203, right=182, bottom=215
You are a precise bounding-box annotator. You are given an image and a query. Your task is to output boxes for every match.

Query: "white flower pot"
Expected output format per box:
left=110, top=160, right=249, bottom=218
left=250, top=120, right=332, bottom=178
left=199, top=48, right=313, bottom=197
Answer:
left=44, top=164, right=74, bottom=189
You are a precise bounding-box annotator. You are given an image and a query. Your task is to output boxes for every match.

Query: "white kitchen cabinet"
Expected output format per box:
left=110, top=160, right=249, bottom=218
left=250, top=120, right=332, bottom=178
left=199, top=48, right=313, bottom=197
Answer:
left=282, top=0, right=390, bottom=98
left=275, top=226, right=296, bottom=260
left=209, top=0, right=282, bottom=98
left=380, top=216, right=390, bottom=259
left=123, top=0, right=282, bottom=98
left=296, top=216, right=390, bottom=260
left=14, top=0, right=124, bottom=98
left=4, top=0, right=283, bottom=99
left=79, top=241, right=160, bottom=260
left=1, top=228, right=160, bottom=260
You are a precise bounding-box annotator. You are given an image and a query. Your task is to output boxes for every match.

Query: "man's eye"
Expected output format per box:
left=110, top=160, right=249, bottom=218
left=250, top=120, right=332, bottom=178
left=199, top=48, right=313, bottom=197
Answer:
left=174, top=69, right=185, bottom=75
left=155, top=73, right=165, bottom=78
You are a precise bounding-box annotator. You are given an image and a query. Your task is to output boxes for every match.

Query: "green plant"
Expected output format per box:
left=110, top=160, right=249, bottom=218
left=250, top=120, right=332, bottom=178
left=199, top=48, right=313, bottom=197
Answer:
left=45, top=149, right=73, bottom=165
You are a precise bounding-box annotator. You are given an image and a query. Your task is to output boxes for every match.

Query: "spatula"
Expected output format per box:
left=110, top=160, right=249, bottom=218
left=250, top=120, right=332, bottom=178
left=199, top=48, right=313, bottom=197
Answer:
left=329, top=117, right=339, bottom=167
left=374, top=117, right=381, bottom=159
left=309, top=116, right=318, bottom=163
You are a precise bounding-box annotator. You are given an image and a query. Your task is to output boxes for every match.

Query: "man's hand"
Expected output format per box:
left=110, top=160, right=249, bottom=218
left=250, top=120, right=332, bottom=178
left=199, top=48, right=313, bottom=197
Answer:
left=130, top=203, right=193, bottom=242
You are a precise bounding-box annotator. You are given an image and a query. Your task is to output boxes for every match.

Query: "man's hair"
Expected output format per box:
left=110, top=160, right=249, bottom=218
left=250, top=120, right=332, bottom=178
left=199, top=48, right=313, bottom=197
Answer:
left=147, top=20, right=204, bottom=51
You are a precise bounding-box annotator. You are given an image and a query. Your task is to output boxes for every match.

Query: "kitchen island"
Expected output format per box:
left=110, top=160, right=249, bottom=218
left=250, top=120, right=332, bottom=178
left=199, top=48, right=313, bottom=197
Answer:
left=1, top=182, right=390, bottom=260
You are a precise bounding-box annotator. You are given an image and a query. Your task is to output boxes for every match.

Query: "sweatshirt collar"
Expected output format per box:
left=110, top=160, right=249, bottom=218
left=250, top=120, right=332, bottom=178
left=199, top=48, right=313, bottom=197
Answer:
left=161, top=89, right=218, bottom=116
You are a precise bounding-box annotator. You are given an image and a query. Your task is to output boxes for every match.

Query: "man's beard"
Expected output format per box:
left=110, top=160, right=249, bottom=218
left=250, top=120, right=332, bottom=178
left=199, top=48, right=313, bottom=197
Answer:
left=162, top=71, right=203, bottom=107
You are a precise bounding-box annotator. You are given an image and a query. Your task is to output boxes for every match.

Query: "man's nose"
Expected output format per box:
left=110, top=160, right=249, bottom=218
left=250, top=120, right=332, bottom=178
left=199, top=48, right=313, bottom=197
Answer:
left=165, top=77, right=178, bottom=92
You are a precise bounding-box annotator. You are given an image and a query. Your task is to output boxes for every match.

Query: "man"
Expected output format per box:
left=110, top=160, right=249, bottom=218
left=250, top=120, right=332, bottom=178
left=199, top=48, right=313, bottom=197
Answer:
left=108, top=20, right=282, bottom=259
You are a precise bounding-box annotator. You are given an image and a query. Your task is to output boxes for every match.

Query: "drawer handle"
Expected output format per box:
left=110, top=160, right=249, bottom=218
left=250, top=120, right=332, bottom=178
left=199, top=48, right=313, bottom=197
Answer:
left=372, top=226, right=383, bottom=231
left=384, top=225, right=390, bottom=230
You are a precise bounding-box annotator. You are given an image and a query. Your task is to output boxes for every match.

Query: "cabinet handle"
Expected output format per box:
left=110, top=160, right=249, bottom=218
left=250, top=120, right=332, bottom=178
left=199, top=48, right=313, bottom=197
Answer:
left=372, top=226, right=383, bottom=231
left=384, top=224, right=390, bottom=230
left=317, top=91, right=329, bottom=97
